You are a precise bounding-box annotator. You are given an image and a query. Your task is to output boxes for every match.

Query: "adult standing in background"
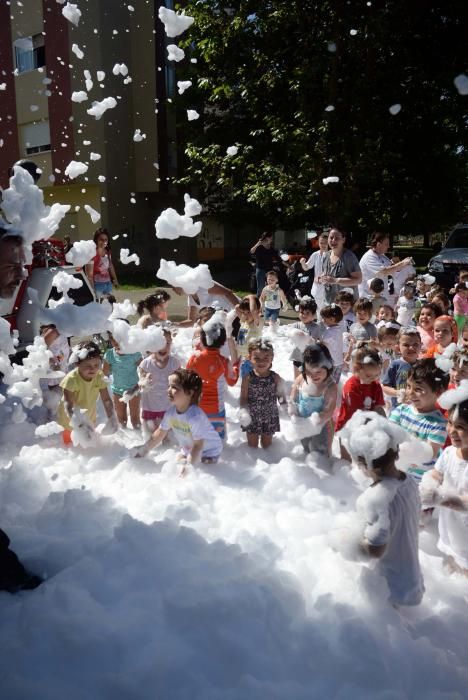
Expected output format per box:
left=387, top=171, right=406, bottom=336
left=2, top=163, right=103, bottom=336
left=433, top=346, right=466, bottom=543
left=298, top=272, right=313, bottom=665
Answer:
left=250, top=232, right=283, bottom=296
left=86, top=228, right=119, bottom=298
left=315, top=227, right=362, bottom=304
left=300, top=231, right=329, bottom=310
left=358, top=232, right=414, bottom=299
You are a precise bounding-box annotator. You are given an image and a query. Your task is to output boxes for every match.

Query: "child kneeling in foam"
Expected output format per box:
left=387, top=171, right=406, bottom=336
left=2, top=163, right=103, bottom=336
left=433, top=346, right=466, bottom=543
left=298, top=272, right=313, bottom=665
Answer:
left=340, top=411, right=425, bottom=606
left=131, top=369, right=222, bottom=476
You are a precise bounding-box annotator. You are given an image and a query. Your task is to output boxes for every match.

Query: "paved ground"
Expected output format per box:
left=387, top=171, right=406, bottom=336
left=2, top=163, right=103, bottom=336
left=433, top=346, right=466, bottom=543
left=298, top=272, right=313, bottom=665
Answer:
left=114, top=287, right=298, bottom=324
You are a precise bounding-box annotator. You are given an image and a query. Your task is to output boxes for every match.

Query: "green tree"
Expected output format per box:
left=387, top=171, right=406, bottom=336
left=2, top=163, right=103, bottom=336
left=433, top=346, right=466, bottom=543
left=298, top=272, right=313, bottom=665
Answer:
left=176, top=0, right=467, bottom=239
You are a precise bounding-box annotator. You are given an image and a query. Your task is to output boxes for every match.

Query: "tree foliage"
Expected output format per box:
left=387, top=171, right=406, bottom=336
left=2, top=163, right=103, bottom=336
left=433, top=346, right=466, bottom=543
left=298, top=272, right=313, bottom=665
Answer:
left=176, top=0, right=467, bottom=237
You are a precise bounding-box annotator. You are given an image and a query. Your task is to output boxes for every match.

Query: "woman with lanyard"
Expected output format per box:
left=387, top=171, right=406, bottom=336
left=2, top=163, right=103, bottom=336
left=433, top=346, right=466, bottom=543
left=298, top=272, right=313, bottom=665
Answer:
left=299, top=231, right=329, bottom=311
left=249, top=232, right=283, bottom=296
left=315, top=227, right=362, bottom=305
left=358, top=232, right=414, bottom=299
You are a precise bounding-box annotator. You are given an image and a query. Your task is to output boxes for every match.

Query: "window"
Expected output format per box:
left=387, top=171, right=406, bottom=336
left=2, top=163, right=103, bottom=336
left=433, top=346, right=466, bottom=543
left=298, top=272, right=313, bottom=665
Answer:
left=20, top=121, right=51, bottom=156
left=14, top=34, right=45, bottom=74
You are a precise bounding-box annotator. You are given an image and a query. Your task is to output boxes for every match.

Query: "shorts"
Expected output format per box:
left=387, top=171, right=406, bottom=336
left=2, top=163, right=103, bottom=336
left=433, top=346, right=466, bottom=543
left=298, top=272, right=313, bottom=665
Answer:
left=142, top=410, right=165, bottom=421
left=206, top=409, right=226, bottom=440
left=94, top=281, right=113, bottom=297
left=264, top=307, right=280, bottom=321
left=240, top=359, right=253, bottom=379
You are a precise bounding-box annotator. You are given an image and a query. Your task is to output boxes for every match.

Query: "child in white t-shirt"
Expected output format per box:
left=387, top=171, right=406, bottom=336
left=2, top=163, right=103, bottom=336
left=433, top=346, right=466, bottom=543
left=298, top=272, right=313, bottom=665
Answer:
left=259, top=270, right=288, bottom=326
left=319, top=304, right=344, bottom=383
left=131, top=368, right=223, bottom=475
left=138, top=328, right=180, bottom=431
left=342, top=412, right=424, bottom=606
left=420, top=386, right=468, bottom=574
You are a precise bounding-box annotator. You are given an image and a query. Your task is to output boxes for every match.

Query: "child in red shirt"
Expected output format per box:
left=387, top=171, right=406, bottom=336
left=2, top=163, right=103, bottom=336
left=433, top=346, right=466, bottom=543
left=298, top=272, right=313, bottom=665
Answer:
left=336, top=345, right=385, bottom=433
left=186, top=317, right=238, bottom=439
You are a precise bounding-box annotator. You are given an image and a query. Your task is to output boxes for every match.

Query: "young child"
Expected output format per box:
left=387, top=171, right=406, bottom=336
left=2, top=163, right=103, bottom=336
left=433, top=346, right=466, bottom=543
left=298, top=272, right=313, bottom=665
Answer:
left=132, top=369, right=223, bottom=474
left=336, top=346, right=385, bottom=433
left=39, top=323, right=70, bottom=414
left=420, top=387, right=468, bottom=574
left=240, top=339, right=284, bottom=449
left=236, top=297, right=262, bottom=378
left=430, top=291, right=451, bottom=316
left=377, top=323, right=400, bottom=374
left=343, top=412, right=424, bottom=606
left=136, top=290, right=171, bottom=328
left=103, top=333, right=142, bottom=429
left=260, top=270, right=288, bottom=325
left=396, top=281, right=417, bottom=326
left=389, top=358, right=449, bottom=481
left=453, top=282, right=468, bottom=336
left=191, top=306, right=216, bottom=351
left=376, top=304, right=396, bottom=326
left=383, top=328, right=422, bottom=408
left=449, top=348, right=468, bottom=387
left=138, top=328, right=180, bottom=432
left=335, top=290, right=355, bottom=332
left=288, top=297, right=320, bottom=377
left=186, top=319, right=238, bottom=439
left=416, top=302, right=442, bottom=353
left=319, top=304, right=344, bottom=383
left=349, top=298, right=377, bottom=343
left=289, top=342, right=337, bottom=457
left=57, top=341, right=118, bottom=444
left=425, top=315, right=458, bottom=358
left=368, top=277, right=387, bottom=315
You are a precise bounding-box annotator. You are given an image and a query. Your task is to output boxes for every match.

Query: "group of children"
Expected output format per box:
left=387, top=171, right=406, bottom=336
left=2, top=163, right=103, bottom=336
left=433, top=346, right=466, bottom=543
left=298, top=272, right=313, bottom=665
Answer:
left=38, top=268, right=468, bottom=606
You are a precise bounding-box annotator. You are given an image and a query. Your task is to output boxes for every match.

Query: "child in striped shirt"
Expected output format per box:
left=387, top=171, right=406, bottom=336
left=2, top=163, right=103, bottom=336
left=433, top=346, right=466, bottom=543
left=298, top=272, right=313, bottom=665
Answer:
left=389, top=358, right=449, bottom=481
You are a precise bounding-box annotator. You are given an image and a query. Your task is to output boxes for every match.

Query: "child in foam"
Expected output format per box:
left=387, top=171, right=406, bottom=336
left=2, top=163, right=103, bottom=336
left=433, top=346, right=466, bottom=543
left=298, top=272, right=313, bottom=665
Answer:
left=420, top=384, right=468, bottom=574
left=416, top=302, right=442, bottom=353
left=240, top=339, right=285, bottom=449
left=57, top=341, right=118, bottom=445
left=319, top=304, right=345, bottom=383
left=424, top=315, right=458, bottom=358
left=259, top=269, right=289, bottom=326
left=453, top=282, right=468, bottom=337
left=289, top=342, right=337, bottom=457
left=389, top=358, right=449, bottom=482
left=382, top=327, right=422, bottom=408
left=336, top=346, right=385, bottom=434
left=186, top=318, right=239, bottom=440
left=39, top=323, right=71, bottom=414
left=132, top=369, right=223, bottom=475
left=342, top=411, right=424, bottom=606
left=395, top=281, right=417, bottom=326
left=449, top=348, right=468, bottom=388
left=288, top=296, right=320, bottom=377
left=349, top=298, right=378, bottom=343
left=377, top=323, right=400, bottom=375
left=235, top=297, right=263, bottom=378
left=136, top=290, right=171, bottom=328
left=103, top=332, right=142, bottom=429
left=138, top=328, right=180, bottom=432
left=335, top=289, right=356, bottom=332
left=368, top=277, right=388, bottom=315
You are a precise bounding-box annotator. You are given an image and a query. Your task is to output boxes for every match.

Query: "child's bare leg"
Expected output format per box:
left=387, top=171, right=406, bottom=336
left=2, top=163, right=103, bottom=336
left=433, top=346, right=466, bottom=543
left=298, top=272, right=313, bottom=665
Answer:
left=260, top=434, right=273, bottom=449
left=129, top=395, right=141, bottom=428
left=113, top=394, right=127, bottom=426
left=247, top=432, right=259, bottom=448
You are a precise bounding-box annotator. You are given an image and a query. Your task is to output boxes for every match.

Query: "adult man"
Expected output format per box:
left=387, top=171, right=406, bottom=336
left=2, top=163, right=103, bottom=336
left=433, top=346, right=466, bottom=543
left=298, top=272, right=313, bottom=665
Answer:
left=358, top=232, right=414, bottom=299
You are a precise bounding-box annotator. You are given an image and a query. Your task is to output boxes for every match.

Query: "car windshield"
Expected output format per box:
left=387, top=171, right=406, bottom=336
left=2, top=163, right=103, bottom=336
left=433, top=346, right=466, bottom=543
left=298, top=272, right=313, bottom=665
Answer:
left=445, top=229, right=468, bottom=248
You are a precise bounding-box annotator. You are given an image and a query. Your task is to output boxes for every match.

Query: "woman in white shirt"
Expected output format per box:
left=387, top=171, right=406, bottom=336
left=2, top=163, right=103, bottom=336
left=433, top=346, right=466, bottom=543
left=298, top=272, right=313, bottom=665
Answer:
left=300, top=232, right=329, bottom=311
left=358, top=232, right=413, bottom=299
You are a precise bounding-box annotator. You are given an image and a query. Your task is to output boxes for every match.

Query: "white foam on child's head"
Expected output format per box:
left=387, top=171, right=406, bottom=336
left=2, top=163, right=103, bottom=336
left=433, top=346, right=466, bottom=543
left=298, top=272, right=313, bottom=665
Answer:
left=438, top=380, right=468, bottom=410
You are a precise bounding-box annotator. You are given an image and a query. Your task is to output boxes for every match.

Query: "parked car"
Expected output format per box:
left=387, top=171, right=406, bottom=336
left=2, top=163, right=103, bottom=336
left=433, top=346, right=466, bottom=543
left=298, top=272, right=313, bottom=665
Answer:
left=2, top=238, right=95, bottom=356
left=428, top=224, right=468, bottom=289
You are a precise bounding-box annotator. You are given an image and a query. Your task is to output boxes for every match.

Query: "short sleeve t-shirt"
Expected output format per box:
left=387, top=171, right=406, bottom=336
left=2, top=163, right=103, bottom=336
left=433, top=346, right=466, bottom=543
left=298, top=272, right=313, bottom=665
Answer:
left=262, top=286, right=282, bottom=310
left=349, top=321, right=377, bottom=342
left=160, top=404, right=223, bottom=458
left=139, top=355, right=180, bottom=413
left=335, top=375, right=384, bottom=431
left=389, top=403, right=447, bottom=477
left=357, top=475, right=424, bottom=606
left=103, top=348, right=141, bottom=394
left=382, top=358, right=412, bottom=408
left=254, top=245, right=279, bottom=272
left=57, top=367, right=108, bottom=429
left=93, top=253, right=111, bottom=283
left=289, top=320, right=321, bottom=363
left=435, top=447, right=468, bottom=569
left=322, top=249, right=361, bottom=303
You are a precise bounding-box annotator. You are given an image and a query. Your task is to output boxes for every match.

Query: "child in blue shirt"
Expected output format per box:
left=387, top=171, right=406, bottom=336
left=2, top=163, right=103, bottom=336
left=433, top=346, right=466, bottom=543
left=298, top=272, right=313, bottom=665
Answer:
left=382, top=327, right=422, bottom=408
left=103, top=334, right=142, bottom=429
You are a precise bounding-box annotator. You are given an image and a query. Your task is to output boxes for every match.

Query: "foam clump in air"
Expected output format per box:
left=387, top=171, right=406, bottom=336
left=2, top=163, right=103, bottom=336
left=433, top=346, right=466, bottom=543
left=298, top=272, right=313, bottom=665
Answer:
left=71, top=44, right=84, bottom=59
left=183, top=193, right=202, bottom=217
left=109, top=299, right=136, bottom=321
left=0, top=166, right=70, bottom=246
left=338, top=410, right=407, bottom=467
left=71, top=91, right=88, bottom=103
left=62, top=2, right=81, bottom=26
left=120, top=249, right=140, bottom=266
left=87, top=97, right=117, bottom=120
left=157, top=259, right=213, bottom=295
left=322, top=176, right=339, bottom=185
left=111, top=319, right=166, bottom=354
left=84, top=205, right=101, bottom=224
left=167, top=45, right=185, bottom=62
left=112, top=63, right=129, bottom=77
left=155, top=198, right=202, bottom=240
left=29, top=288, right=111, bottom=337
left=226, top=146, right=238, bottom=156
left=435, top=343, right=458, bottom=373
left=158, top=7, right=194, bottom=37
left=177, top=81, right=192, bottom=94
left=51, top=271, right=83, bottom=305
left=133, top=129, right=146, bottom=142
left=389, top=103, right=402, bottom=115
left=454, top=74, right=468, bottom=95
left=6, top=336, right=63, bottom=409
left=65, top=160, right=88, bottom=179
left=438, top=379, right=468, bottom=411
left=202, top=311, right=226, bottom=346
left=187, top=109, right=200, bottom=121
left=65, top=239, right=96, bottom=266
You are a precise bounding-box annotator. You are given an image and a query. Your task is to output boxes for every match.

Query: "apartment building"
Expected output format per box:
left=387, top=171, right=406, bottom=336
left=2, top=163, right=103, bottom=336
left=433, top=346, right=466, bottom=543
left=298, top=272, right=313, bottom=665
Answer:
left=0, top=0, right=213, bottom=274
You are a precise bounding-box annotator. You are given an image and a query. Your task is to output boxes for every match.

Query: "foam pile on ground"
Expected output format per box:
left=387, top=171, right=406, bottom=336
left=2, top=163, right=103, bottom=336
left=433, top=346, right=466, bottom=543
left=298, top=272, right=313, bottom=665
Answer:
left=65, top=239, right=96, bottom=267
left=157, top=259, right=213, bottom=294
left=0, top=167, right=70, bottom=246
left=1, top=327, right=468, bottom=697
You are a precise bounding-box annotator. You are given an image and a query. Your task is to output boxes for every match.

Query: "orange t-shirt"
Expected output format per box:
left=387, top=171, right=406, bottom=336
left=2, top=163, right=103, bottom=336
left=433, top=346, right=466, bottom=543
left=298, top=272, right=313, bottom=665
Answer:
left=186, top=348, right=238, bottom=414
